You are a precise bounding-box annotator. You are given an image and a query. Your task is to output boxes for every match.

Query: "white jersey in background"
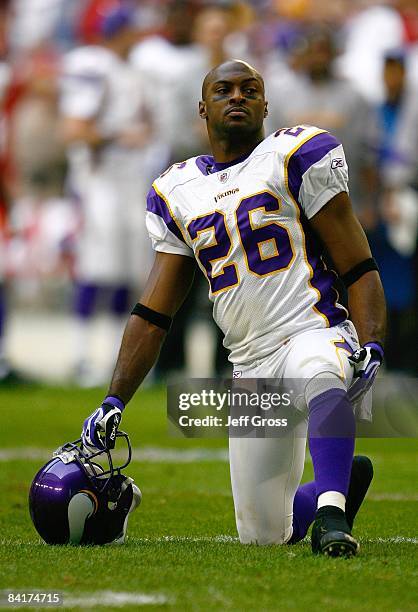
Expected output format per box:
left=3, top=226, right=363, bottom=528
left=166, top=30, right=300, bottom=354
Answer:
left=146, top=125, right=349, bottom=364
left=60, top=45, right=154, bottom=286
left=0, top=60, right=11, bottom=283
left=130, top=36, right=210, bottom=162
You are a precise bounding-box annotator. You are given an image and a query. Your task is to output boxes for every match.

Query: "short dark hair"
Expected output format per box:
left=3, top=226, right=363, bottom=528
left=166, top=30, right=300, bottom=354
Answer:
left=201, top=60, right=264, bottom=99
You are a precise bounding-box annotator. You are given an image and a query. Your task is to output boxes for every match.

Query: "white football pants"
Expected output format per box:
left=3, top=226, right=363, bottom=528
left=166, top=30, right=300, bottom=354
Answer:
left=229, top=321, right=359, bottom=545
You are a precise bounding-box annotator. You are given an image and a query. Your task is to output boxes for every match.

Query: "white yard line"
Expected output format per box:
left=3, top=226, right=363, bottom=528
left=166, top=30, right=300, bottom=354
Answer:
left=139, top=535, right=239, bottom=544
left=369, top=493, right=418, bottom=501
left=1, top=449, right=417, bottom=502
left=0, top=447, right=229, bottom=463
left=1, top=535, right=416, bottom=548
left=368, top=537, right=418, bottom=544
left=63, top=591, right=168, bottom=608
left=136, top=535, right=418, bottom=545
left=0, top=590, right=167, bottom=608
left=2, top=449, right=417, bottom=479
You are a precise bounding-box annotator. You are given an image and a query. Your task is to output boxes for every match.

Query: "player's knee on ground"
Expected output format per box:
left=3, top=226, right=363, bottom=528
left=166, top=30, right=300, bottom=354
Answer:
left=236, top=515, right=293, bottom=546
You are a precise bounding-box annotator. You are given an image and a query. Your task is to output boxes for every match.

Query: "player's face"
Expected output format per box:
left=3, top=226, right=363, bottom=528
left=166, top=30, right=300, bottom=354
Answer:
left=200, top=68, right=267, bottom=137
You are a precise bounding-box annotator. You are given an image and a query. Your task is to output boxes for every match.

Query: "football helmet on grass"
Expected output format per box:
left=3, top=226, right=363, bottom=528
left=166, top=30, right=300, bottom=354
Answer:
left=29, top=431, right=141, bottom=545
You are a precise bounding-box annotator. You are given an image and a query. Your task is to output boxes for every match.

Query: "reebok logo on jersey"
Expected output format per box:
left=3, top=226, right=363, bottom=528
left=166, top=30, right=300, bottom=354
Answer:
left=214, top=188, right=239, bottom=203
left=331, top=158, right=344, bottom=169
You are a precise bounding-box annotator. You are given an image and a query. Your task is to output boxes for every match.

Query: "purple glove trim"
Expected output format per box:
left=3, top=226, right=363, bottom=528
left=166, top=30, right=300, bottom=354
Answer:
left=364, top=342, right=384, bottom=361
left=103, top=395, right=125, bottom=412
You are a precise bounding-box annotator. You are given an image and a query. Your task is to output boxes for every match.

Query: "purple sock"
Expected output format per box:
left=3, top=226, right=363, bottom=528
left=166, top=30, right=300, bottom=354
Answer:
left=289, top=480, right=317, bottom=544
left=74, top=283, right=98, bottom=319
left=308, top=388, right=355, bottom=499
left=110, top=286, right=130, bottom=316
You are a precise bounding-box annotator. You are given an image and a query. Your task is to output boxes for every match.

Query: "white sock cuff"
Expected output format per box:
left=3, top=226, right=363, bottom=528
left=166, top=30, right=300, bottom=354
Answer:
left=317, top=491, right=346, bottom=512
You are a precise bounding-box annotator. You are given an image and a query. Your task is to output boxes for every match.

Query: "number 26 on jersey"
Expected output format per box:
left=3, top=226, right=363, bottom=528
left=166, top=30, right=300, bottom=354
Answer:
left=187, top=191, right=295, bottom=294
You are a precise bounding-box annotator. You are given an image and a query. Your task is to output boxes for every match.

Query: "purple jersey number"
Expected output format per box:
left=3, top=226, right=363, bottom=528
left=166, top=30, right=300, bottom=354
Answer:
left=275, top=126, right=306, bottom=138
left=236, top=192, right=294, bottom=276
left=187, top=211, right=239, bottom=294
left=188, top=192, right=294, bottom=293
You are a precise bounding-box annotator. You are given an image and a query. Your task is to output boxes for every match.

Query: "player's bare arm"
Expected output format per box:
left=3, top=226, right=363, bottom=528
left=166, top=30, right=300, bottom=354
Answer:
left=80, top=252, right=195, bottom=454
left=309, top=190, right=387, bottom=345
left=108, top=252, right=196, bottom=404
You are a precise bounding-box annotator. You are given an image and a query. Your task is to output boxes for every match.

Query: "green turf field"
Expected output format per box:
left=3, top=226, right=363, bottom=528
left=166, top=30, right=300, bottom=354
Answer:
left=0, top=385, right=417, bottom=610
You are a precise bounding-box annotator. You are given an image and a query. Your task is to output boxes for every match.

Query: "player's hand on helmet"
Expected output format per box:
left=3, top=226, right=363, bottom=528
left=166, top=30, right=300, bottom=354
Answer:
left=82, top=396, right=125, bottom=454
left=348, top=342, right=384, bottom=403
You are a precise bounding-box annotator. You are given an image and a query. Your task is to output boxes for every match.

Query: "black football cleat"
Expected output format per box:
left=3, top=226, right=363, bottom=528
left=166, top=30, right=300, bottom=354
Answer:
left=346, top=455, right=374, bottom=530
left=311, top=455, right=373, bottom=557
left=311, top=506, right=359, bottom=557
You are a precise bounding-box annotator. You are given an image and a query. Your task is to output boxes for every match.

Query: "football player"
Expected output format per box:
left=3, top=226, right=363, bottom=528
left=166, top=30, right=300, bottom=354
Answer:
left=0, top=59, right=12, bottom=382
left=82, top=60, right=386, bottom=556
left=59, top=0, right=154, bottom=385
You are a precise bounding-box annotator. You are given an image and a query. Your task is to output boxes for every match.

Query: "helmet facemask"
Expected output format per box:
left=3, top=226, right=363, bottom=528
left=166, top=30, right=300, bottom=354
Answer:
left=29, top=431, right=141, bottom=545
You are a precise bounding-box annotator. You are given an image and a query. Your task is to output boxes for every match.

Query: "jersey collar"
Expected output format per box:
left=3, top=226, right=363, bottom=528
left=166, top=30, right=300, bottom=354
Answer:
left=195, top=151, right=251, bottom=176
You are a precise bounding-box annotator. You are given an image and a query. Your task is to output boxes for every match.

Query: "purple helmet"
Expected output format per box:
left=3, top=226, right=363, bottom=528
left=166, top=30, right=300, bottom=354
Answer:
left=29, top=432, right=141, bottom=545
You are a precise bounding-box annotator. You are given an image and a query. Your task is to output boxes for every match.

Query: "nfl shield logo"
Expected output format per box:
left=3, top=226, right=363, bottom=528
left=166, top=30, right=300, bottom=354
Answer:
left=219, top=170, right=230, bottom=183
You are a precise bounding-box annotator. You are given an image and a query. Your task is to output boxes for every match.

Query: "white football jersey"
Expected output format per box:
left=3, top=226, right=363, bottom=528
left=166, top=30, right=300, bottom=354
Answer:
left=60, top=45, right=146, bottom=139
left=59, top=45, right=154, bottom=285
left=60, top=45, right=151, bottom=181
left=146, top=126, right=349, bottom=364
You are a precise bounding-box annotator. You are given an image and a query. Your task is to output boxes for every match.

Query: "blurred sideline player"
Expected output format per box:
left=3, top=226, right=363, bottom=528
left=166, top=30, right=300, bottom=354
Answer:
left=367, top=51, right=418, bottom=372
left=60, top=0, right=154, bottom=385
left=266, top=27, right=375, bottom=222
left=0, top=58, right=12, bottom=381
left=81, top=61, right=386, bottom=555
left=0, top=169, right=8, bottom=380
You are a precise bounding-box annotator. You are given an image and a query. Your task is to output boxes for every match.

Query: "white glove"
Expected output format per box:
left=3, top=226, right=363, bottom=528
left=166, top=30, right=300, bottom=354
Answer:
left=82, top=396, right=125, bottom=453
left=348, top=342, right=384, bottom=403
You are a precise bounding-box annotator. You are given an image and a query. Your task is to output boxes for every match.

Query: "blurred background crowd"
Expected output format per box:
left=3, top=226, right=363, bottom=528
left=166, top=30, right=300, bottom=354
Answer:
left=0, top=0, right=416, bottom=385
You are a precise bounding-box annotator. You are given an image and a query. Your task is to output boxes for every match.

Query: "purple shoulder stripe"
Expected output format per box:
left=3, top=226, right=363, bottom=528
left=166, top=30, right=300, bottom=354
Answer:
left=146, top=186, right=186, bottom=244
left=287, top=132, right=341, bottom=203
